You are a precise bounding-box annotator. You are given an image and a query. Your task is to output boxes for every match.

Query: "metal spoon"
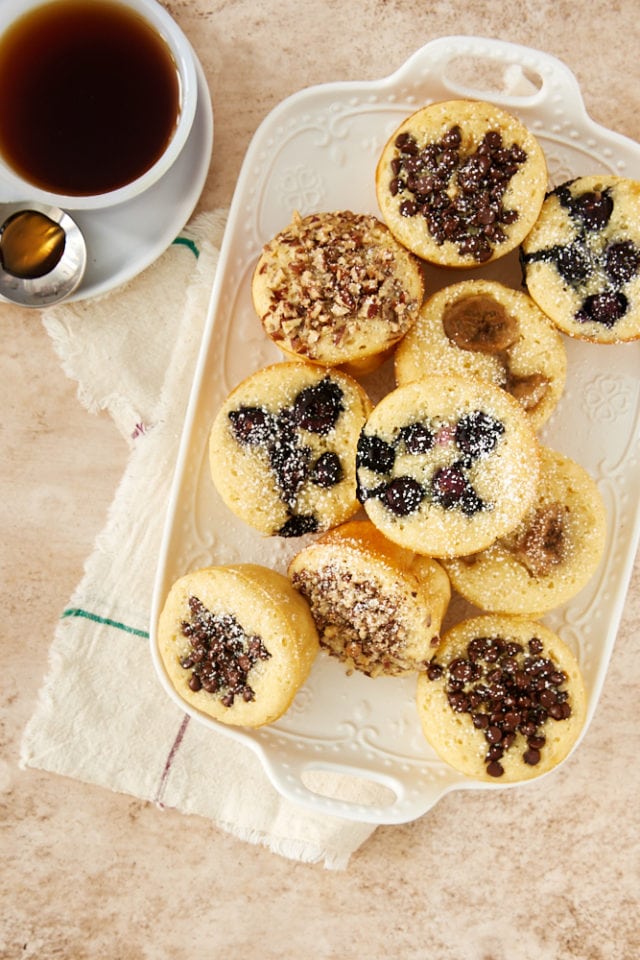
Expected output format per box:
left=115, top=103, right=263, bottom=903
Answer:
left=0, top=201, right=86, bottom=307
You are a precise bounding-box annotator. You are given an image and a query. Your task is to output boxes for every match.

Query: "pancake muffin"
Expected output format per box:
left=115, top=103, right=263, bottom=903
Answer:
left=288, top=519, right=451, bottom=677
left=157, top=564, right=319, bottom=727
left=416, top=614, right=587, bottom=782
left=376, top=99, right=547, bottom=267
left=355, top=375, right=540, bottom=557
left=395, top=279, right=567, bottom=430
left=443, top=447, right=607, bottom=615
left=521, top=175, right=640, bottom=343
left=252, top=210, right=424, bottom=370
left=209, top=362, right=372, bottom=538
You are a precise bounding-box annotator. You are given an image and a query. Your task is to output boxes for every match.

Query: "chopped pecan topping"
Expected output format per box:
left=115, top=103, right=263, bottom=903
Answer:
left=261, top=211, right=419, bottom=352
left=290, top=566, right=416, bottom=676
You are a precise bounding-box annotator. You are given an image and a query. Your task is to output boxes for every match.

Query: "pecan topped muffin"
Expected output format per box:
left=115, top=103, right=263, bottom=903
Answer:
left=375, top=99, right=547, bottom=267
left=251, top=210, right=424, bottom=371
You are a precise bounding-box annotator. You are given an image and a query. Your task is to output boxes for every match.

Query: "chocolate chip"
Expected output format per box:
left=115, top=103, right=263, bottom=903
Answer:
left=432, top=629, right=574, bottom=776
left=388, top=124, right=527, bottom=260
left=179, top=598, right=271, bottom=708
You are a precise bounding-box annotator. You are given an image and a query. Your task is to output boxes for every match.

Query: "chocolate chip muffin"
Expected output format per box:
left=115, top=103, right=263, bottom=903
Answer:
left=288, top=520, right=451, bottom=677
left=375, top=99, right=547, bottom=267
left=251, top=210, right=424, bottom=372
left=157, top=564, right=319, bottom=727
left=416, top=615, right=587, bottom=782
left=355, top=375, right=540, bottom=558
left=521, top=175, right=640, bottom=343
left=394, top=279, right=567, bottom=430
left=442, top=447, right=607, bottom=615
left=209, top=362, right=372, bottom=538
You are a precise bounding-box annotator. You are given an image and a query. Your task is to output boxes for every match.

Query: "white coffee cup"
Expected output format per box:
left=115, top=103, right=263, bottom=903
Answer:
left=0, top=0, right=198, bottom=210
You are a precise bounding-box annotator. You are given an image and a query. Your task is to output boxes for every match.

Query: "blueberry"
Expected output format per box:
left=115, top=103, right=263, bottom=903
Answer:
left=228, top=406, right=275, bottom=445
left=382, top=476, right=425, bottom=516
left=571, top=189, right=614, bottom=230
left=356, top=432, right=396, bottom=474
left=398, top=421, right=434, bottom=454
left=604, top=241, right=640, bottom=285
left=278, top=514, right=319, bottom=538
left=310, top=452, right=342, bottom=487
left=555, top=243, right=591, bottom=285
left=576, top=290, right=628, bottom=327
left=269, top=436, right=310, bottom=505
left=432, top=464, right=484, bottom=515
left=290, top=378, right=344, bottom=434
left=455, top=410, right=504, bottom=461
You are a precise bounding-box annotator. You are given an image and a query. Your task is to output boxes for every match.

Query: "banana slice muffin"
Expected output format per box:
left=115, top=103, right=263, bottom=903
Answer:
left=355, top=375, right=540, bottom=557
left=157, top=564, right=319, bottom=727
left=416, top=614, right=587, bottom=782
left=288, top=519, right=450, bottom=677
left=443, top=447, right=607, bottom=615
left=395, top=279, right=567, bottom=430
left=521, top=175, right=640, bottom=343
left=376, top=99, right=547, bottom=267
left=209, top=362, right=372, bottom=538
left=251, top=210, right=424, bottom=371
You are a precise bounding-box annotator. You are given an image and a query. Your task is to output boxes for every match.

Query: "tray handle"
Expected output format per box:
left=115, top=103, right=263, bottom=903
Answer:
left=392, top=35, right=588, bottom=121
left=258, top=746, right=457, bottom=825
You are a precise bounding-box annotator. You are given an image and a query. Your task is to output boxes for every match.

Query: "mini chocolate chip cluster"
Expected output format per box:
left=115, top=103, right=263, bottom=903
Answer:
left=356, top=409, right=504, bottom=518
left=228, top=377, right=346, bottom=537
left=389, top=125, right=527, bottom=262
left=521, top=183, right=640, bottom=327
left=179, top=596, right=271, bottom=707
left=427, top=634, right=572, bottom=777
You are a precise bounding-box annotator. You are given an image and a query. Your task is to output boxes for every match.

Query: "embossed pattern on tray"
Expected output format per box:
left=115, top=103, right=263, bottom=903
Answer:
left=150, top=38, right=640, bottom=824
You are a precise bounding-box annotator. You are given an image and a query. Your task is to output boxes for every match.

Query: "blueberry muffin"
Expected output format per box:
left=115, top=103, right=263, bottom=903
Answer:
left=209, top=362, right=372, bottom=538
left=356, top=375, right=540, bottom=558
left=375, top=99, right=547, bottom=267
left=251, top=210, right=424, bottom=372
left=288, top=520, right=451, bottom=677
left=395, top=279, right=567, bottom=430
left=416, top=615, right=587, bottom=782
left=157, top=564, right=319, bottom=727
left=442, top=447, right=607, bottom=615
left=521, top=175, right=640, bottom=343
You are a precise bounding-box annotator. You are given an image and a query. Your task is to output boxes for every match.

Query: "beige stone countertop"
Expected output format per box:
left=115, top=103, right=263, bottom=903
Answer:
left=2, top=2, right=639, bottom=958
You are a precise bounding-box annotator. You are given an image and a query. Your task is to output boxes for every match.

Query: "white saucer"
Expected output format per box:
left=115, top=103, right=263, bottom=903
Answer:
left=40, top=50, right=213, bottom=303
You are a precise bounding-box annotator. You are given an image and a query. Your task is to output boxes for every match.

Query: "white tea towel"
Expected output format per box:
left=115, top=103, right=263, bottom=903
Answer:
left=20, top=210, right=377, bottom=868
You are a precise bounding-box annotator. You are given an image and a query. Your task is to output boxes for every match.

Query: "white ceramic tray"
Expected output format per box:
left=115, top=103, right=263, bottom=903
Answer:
left=150, top=37, right=640, bottom=824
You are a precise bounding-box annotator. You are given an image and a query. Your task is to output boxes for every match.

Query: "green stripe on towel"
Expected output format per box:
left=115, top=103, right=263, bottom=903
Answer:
left=172, top=235, right=200, bottom=258
left=62, top=607, right=149, bottom=638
